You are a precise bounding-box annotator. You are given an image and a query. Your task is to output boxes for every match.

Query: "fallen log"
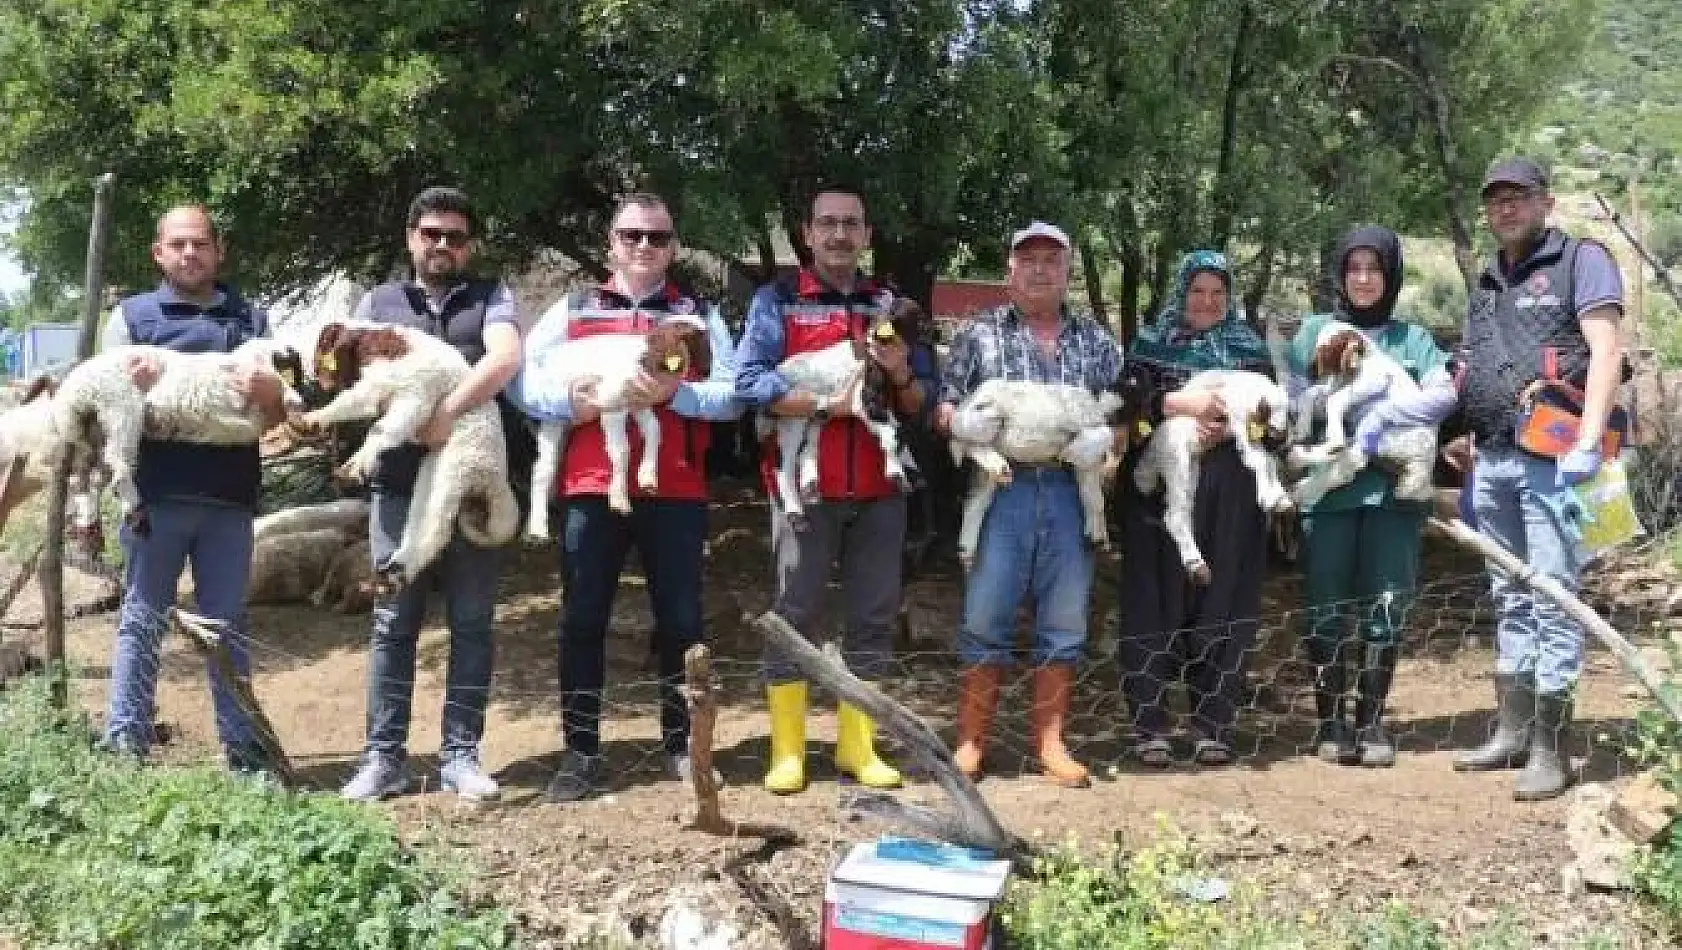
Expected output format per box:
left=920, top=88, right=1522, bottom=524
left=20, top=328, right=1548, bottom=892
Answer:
left=173, top=608, right=298, bottom=787
left=753, top=610, right=1021, bottom=857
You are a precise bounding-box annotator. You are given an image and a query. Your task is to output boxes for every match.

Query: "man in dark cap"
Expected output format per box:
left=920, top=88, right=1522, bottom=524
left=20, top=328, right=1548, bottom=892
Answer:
left=1450, top=156, right=1625, bottom=801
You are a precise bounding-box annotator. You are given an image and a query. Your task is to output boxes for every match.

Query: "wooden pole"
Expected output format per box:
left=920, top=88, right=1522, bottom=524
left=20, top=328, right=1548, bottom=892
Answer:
left=0, top=541, right=44, bottom=627
left=1427, top=517, right=1682, bottom=723
left=1597, top=193, right=1682, bottom=310
left=173, top=608, right=298, bottom=787
left=41, top=171, right=115, bottom=708
left=753, top=610, right=1021, bottom=856
left=681, top=644, right=795, bottom=842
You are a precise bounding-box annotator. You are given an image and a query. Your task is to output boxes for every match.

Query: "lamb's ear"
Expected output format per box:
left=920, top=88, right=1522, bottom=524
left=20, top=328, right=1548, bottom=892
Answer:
left=20, top=375, right=55, bottom=404
left=1341, top=338, right=1364, bottom=375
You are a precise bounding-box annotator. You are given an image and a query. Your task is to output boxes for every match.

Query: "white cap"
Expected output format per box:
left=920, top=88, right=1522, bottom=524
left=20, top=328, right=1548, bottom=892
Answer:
left=1009, top=221, right=1071, bottom=251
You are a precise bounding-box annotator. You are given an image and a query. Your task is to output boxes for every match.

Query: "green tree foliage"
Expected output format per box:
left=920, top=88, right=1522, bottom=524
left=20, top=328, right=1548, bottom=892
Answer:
left=0, top=0, right=1606, bottom=320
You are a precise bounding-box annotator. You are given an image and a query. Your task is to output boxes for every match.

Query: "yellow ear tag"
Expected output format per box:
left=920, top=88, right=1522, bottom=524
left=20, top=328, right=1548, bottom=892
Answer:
left=280, top=368, right=298, bottom=388
left=319, top=353, right=337, bottom=374
left=874, top=322, right=896, bottom=340
left=664, top=354, right=683, bottom=372
left=1136, top=419, right=1153, bottom=438
left=1248, top=421, right=1266, bottom=442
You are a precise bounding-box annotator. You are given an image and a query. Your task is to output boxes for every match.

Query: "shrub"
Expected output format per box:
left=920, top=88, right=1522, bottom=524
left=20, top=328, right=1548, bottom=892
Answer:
left=0, top=677, right=511, bottom=949
left=1629, top=636, right=1682, bottom=936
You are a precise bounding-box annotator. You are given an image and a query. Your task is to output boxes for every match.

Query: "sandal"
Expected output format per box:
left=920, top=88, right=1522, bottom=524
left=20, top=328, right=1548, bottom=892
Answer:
left=1135, top=737, right=1173, bottom=768
left=1193, top=739, right=1233, bottom=766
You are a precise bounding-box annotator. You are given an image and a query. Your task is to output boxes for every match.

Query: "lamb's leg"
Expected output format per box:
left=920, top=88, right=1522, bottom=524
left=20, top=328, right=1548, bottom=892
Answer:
left=305, top=380, right=390, bottom=428
left=1233, top=425, right=1291, bottom=513
left=602, top=410, right=633, bottom=514
left=860, top=416, right=909, bottom=492
left=335, top=394, right=433, bottom=484
left=774, top=419, right=809, bottom=526
left=956, top=471, right=999, bottom=572
left=794, top=424, right=821, bottom=503
left=1159, top=437, right=1210, bottom=585
left=969, top=446, right=1012, bottom=486
left=526, top=421, right=568, bottom=540
left=97, top=404, right=146, bottom=534
left=1320, top=384, right=1355, bottom=450
left=1074, top=463, right=1110, bottom=551
left=632, top=407, right=660, bottom=494
left=1289, top=446, right=1365, bottom=509
left=1290, top=384, right=1326, bottom=445
left=1132, top=442, right=1163, bottom=495
left=379, top=455, right=454, bottom=590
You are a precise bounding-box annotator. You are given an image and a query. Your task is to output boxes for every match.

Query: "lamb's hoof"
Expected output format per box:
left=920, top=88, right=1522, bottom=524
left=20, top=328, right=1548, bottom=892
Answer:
left=123, top=508, right=152, bottom=539
left=332, top=463, right=368, bottom=487
left=958, top=551, right=976, bottom=573
left=636, top=470, right=659, bottom=493
left=607, top=493, right=633, bottom=515
left=888, top=470, right=912, bottom=494
left=797, top=483, right=821, bottom=506
left=370, top=560, right=409, bottom=599
left=1186, top=561, right=1213, bottom=586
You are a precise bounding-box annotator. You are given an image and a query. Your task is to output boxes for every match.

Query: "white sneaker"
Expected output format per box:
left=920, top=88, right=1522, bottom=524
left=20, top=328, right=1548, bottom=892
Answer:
left=341, top=754, right=412, bottom=802
left=440, top=756, right=501, bottom=801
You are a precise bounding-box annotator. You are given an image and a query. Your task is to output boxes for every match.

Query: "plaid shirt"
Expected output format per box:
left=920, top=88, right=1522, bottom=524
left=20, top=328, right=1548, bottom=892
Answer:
left=940, top=303, right=1124, bottom=406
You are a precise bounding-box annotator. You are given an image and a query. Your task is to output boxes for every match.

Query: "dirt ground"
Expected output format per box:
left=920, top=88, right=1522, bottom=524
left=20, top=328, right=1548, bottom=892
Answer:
left=17, top=482, right=1675, bottom=948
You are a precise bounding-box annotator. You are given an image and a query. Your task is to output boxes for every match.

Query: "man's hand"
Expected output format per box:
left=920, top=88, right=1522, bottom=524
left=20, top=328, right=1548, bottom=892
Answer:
left=415, top=407, right=457, bottom=449
left=869, top=337, right=911, bottom=387
left=623, top=369, right=681, bottom=411
left=227, top=364, right=287, bottom=429
left=123, top=352, right=164, bottom=391
left=934, top=402, right=957, bottom=435
left=1441, top=434, right=1473, bottom=474
left=1556, top=444, right=1602, bottom=488
left=570, top=376, right=604, bottom=425
left=1189, top=391, right=1229, bottom=448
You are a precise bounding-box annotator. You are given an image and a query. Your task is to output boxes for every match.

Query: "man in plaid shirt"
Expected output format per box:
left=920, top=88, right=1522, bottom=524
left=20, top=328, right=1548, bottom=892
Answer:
left=934, top=221, right=1126, bottom=788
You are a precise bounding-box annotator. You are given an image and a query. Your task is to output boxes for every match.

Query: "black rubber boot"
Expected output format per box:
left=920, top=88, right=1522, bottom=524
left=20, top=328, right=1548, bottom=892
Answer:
left=1306, top=638, right=1357, bottom=763
left=1514, top=690, right=1572, bottom=801
left=1453, top=673, right=1533, bottom=772
left=1353, top=643, right=1398, bottom=767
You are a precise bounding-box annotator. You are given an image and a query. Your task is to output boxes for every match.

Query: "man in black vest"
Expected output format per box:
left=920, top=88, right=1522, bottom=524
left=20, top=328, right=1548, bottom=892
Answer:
left=1451, top=157, right=1624, bottom=801
left=97, top=205, right=290, bottom=772
left=339, top=186, right=524, bottom=802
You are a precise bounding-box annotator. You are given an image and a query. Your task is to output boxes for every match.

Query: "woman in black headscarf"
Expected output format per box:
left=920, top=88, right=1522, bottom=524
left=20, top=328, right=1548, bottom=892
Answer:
left=1284, top=225, right=1456, bottom=768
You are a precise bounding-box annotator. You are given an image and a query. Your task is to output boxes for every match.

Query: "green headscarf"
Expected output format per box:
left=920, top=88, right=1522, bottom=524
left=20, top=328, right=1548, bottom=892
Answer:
left=1130, top=250, right=1268, bottom=372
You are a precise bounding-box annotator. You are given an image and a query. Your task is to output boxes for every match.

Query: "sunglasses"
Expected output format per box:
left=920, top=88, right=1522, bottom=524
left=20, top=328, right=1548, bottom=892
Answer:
left=417, top=226, right=471, bottom=249
left=614, top=228, right=674, bottom=249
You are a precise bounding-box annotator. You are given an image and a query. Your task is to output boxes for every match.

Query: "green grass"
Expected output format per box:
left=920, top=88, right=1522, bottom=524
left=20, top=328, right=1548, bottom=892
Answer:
left=0, top=676, right=511, bottom=949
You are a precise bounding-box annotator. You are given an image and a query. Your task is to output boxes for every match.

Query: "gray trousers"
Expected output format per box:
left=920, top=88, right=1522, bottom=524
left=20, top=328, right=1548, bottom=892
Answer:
left=763, top=495, right=905, bottom=684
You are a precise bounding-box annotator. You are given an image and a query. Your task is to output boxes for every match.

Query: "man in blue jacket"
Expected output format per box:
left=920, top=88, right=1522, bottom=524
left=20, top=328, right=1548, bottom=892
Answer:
left=97, top=205, right=289, bottom=772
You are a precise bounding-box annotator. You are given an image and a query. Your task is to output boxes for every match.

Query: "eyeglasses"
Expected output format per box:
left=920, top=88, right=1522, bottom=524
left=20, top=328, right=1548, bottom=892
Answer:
left=1483, top=189, right=1538, bottom=212
left=417, top=227, right=471, bottom=249
left=811, top=216, right=865, bottom=234
left=613, top=229, right=674, bottom=249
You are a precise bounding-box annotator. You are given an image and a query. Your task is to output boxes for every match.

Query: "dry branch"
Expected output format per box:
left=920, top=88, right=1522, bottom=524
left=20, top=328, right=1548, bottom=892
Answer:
left=753, top=610, right=1021, bottom=856
left=1595, top=193, right=1682, bottom=310
left=0, top=542, right=44, bottom=626
left=172, top=608, right=298, bottom=787
left=1427, top=517, right=1681, bottom=723
left=682, top=643, right=796, bottom=843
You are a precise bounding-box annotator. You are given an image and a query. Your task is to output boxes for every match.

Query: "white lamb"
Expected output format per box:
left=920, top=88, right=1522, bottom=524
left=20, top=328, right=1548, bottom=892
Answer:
left=1286, top=320, right=1436, bottom=509
left=298, top=321, right=519, bottom=588
left=0, top=340, right=306, bottom=536
left=524, top=315, right=711, bottom=539
left=760, top=319, right=909, bottom=527
left=1132, top=369, right=1293, bottom=586
left=947, top=371, right=1148, bottom=571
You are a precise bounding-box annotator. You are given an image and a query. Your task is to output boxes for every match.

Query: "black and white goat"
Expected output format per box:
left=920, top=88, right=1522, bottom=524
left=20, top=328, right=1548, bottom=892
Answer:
left=760, top=311, right=913, bottom=526
left=946, top=367, right=1152, bottom=570
left=524, top=316, right=711, bottom=537
left=1132, top=369, right=1293, bottom=585
left=1285, top=320, right=1436, bottom=509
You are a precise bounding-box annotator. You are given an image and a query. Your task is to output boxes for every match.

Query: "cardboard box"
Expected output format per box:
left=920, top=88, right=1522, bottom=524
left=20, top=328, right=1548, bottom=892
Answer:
left=822, top=838, right=1012, bottom=950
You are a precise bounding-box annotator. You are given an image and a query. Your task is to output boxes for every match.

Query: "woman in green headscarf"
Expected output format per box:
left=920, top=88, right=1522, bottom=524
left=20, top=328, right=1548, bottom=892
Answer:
left=1119, top=250, right=1274, bottom=767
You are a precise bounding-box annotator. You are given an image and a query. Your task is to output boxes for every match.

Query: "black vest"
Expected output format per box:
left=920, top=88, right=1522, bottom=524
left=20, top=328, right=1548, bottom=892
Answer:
left=1461, top=229, right=1593, bottom=448
left=123, top=285, right=267, bottom=509
left=357, top=279, right=501, bottom=493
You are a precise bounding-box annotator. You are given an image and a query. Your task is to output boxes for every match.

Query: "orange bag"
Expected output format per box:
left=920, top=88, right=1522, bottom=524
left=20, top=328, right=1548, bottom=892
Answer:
left=1513, top=349, right=1629, bottom=459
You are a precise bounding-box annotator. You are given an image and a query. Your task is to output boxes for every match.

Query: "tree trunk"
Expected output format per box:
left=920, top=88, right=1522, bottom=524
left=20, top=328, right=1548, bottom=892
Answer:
left=1244, top=232, right=1278, bottom=322
left=1402, top=28, right=1478, bottom=291
left=755, top=221, right=779, bottom=284
left=1078, top=235, right=1108, bottom=323
left=1118, top=235, right=1144, bottom=344
left=873, top=235, right=940, bottom=313
left=1209, top=3, right=1254, bottom=250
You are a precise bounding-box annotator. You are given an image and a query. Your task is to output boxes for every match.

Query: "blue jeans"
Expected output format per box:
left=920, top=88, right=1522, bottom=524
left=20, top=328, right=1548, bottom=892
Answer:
left=1472, top=447, right=1585, bottom=693
left=559, top=497, right=707, bottom=757
left=106, top=501, right=256, bottom=753
left=958, top=468, right=1094, bottom=666
left=364, top=491, right=501, bottom=762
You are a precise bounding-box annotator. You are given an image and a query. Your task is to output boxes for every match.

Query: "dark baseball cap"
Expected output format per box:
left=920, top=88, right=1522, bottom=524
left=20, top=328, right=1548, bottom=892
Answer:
left=1481, top=157, right=1549, bottom=197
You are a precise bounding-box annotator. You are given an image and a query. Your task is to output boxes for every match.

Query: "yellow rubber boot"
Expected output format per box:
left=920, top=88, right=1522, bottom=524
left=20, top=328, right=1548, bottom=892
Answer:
left=763, top=681, right=808, bottom=794
left=835, top=701, right=903, bottom=789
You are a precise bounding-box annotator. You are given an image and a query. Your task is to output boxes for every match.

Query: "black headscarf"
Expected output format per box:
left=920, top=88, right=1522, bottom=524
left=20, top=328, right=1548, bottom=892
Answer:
left=1333, top=224, right=1404, bottom=328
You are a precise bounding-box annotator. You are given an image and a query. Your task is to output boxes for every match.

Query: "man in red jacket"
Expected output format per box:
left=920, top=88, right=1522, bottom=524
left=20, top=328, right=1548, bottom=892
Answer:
left=734, top=185, right=935, bottom=794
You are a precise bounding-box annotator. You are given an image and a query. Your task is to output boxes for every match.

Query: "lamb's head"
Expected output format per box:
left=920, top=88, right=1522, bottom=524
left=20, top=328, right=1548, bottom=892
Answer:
left=1246, top=381, right=1292, bottom=453
left=1312, top=327, right=1367, bottom=383
left=641, top=316, right=711, bottom=380
left=1097, top=363, right=1156, bottom=451
left=312, top=322, right=411, bottom=394
left=0, top=376, right=64, bottom=536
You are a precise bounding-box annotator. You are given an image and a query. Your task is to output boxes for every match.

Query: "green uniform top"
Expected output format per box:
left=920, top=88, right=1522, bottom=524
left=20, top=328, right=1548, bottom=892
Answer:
left=1286, top=313, right=1450, bottom=514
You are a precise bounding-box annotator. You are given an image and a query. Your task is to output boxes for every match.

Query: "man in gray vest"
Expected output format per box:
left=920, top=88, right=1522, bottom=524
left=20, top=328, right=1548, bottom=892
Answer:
left=1452, top=157, right=1624, bottom=800
left=340, top=186, right=524, bottom=802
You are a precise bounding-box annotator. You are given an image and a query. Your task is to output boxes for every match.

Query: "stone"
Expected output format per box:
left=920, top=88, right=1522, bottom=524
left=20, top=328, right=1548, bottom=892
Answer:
left=1565, top=783, right=1637, bottom=891
left=1219, top=811, right=1259, bottom=838
left=1608, top=771, right=1680, bottom=844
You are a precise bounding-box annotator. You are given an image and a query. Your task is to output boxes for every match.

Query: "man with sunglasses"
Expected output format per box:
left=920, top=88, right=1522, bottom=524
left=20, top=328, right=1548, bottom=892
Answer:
left=1451, top=157, right=1624, bottom=801
left=340, top=185, right=525, bottom=803
left=509, top=192, right=741, bottom=802
left=735, top=184, right=934, bottom=795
